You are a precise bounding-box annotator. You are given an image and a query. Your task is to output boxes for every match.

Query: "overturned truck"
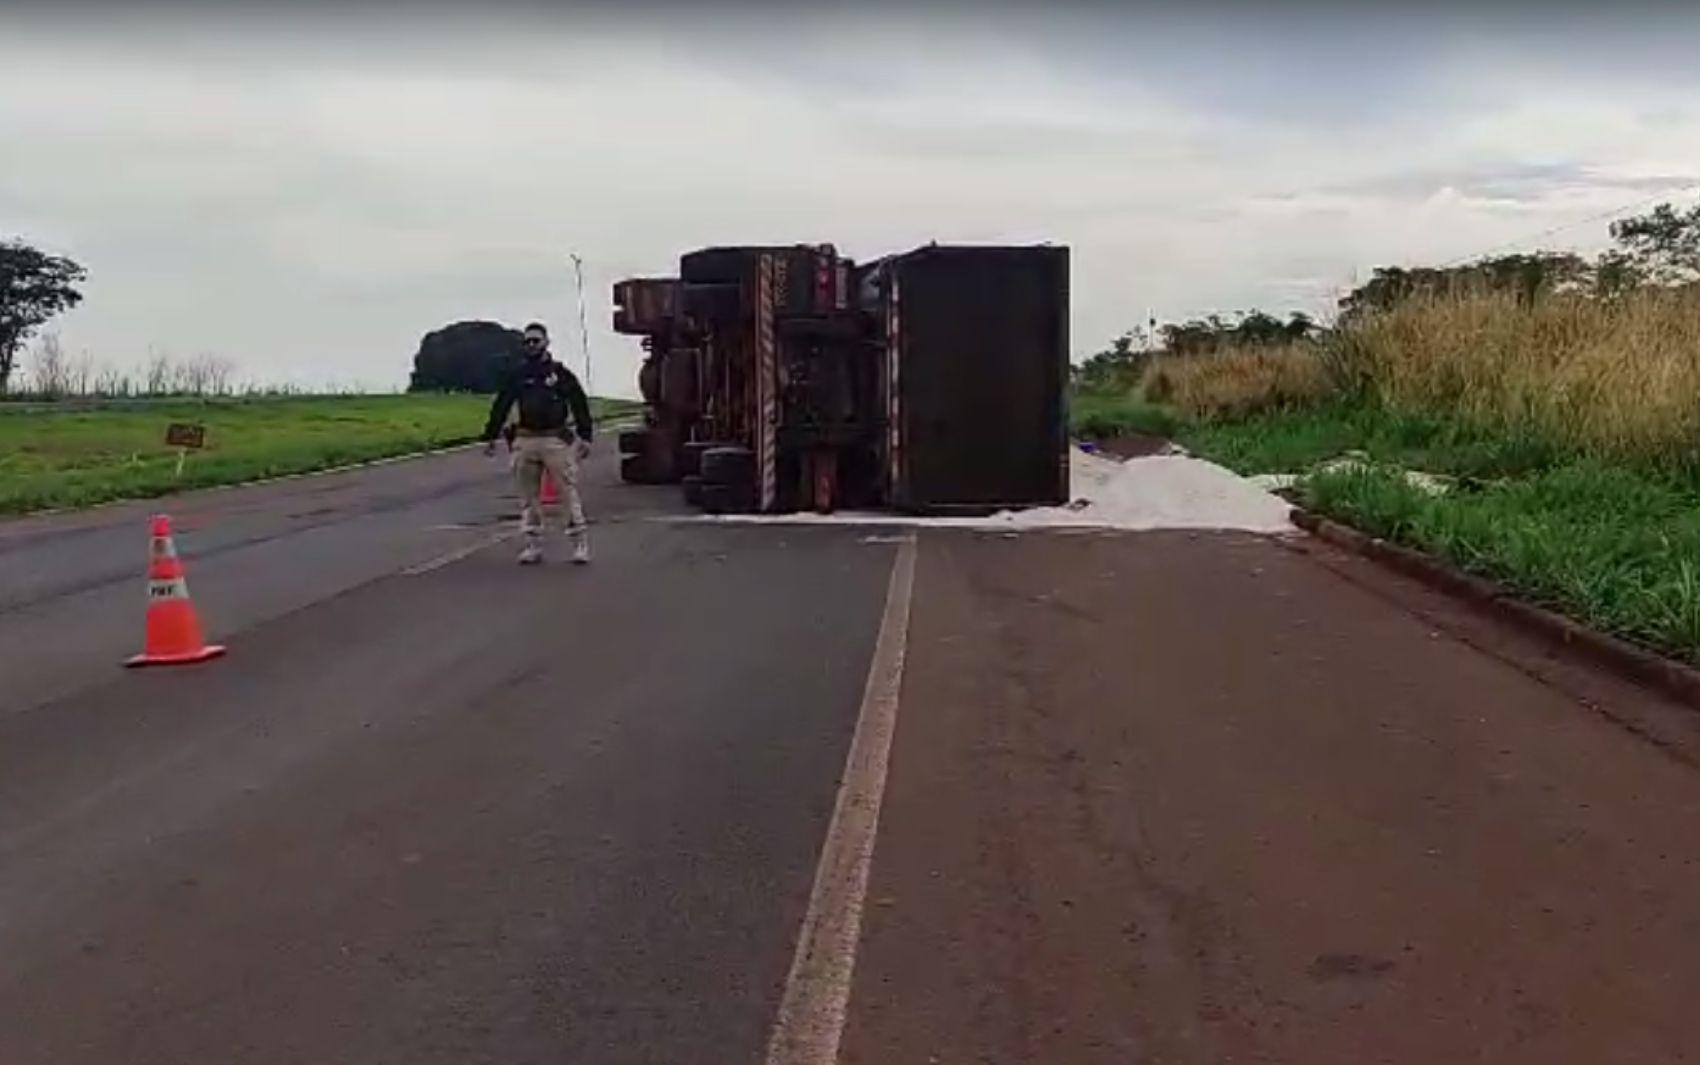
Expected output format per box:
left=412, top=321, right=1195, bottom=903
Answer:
left=613, top=243, right=1068, bottom=515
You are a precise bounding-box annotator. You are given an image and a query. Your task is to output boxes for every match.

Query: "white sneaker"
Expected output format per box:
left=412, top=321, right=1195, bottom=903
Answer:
left=518, top=543, right=543, bottom=565
left=570, top=534, right=591, bottom=565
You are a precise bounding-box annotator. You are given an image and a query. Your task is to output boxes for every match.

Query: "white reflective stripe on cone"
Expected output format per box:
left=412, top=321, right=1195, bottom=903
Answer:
left=148, top=578, right=190, bottom=600
left=150, top=536, right=179, bottom=560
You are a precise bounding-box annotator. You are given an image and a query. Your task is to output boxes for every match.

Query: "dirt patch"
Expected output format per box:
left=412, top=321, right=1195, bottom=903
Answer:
left=1085, top=432, right=1170, bottom=459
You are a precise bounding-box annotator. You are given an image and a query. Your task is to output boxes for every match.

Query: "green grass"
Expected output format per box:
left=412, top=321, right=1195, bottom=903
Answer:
left=1069, top=389, right=1180, bottom=440
left=1176, top=400, right=1559, bottom=479
left=1299, top=463, right=1700, bottom=662
left=0, top=394, right=640, bottom=514
left=1171, top=398, right=1700, bottom=664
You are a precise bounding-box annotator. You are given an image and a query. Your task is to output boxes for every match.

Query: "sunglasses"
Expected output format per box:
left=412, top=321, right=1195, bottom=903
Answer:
left=523, top=337, right=546, bottom=346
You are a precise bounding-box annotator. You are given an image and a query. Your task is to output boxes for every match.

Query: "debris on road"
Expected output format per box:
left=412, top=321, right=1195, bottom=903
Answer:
left=1032, top=449, right=1295, bottom=532
left=676, top=447, right=1295, bottom=534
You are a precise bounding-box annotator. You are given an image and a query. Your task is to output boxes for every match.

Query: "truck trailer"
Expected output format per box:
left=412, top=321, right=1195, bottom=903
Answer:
left=613, top=242, right=1068, bottom=516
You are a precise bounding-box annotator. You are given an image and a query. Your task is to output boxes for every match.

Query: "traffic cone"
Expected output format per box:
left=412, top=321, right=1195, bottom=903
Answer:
left=539, top=466, right=560, bottom=507
left=125, top=515, right=226, bottom=667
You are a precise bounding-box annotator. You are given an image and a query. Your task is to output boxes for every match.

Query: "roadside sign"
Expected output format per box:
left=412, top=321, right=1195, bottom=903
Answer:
left=165, top=422, right=207, bottom=478
left=165, top=423, right=207, bottom=449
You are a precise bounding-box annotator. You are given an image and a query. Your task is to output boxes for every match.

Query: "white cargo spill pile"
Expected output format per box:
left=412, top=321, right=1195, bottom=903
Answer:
left=690, top=448, right=1295, bottom=533
left=1032, top=449, right=1295, bottom=532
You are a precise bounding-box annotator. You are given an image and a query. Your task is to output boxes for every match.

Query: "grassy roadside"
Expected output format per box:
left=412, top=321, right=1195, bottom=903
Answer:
left=1069, top=390, right=1180, bottom=441
left=0, top=394, right=641, bottom=515
left=1173, top=403, right=1700, bottom=662
left=1069, top=284, right=1700, bottom=664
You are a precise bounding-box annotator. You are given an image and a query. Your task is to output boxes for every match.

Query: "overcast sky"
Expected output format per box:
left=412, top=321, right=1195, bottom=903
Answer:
left=5, top=2, right=1700, bottom=396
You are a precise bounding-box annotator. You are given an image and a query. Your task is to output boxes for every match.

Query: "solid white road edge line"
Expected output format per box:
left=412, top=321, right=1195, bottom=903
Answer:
left=764, top=533, right=918, bottom=1065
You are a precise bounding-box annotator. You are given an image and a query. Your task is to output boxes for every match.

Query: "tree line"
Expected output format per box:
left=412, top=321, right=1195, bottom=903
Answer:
left=1074, top=199, right=1700, bottom=392
left=10, top=197, right=1700, bottom=398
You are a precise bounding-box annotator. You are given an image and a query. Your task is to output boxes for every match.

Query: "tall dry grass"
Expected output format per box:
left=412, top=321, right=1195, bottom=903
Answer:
left=1335, top=287, right=1700, bottom=466
left=1149, top=286, right=1700, bottom=468
left=1143, top=341, right=1333, bottom=421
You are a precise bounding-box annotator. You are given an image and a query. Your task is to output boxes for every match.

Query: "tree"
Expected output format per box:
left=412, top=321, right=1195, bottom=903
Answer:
left=1609, top=201, right=1700, bottom=285
left=1158, top=310, right=1315, bottom=356
left=1160, top=314, right=1232, bottom=356
left=1231, top=310, right=1314, bottom=346
left=1591, top=249, right=1646, bottom=298
left=1337, top=252, right=1588, bottom=320
left=1469, top=252, right=1589, bottom=302
left=408, top=320, right=525, bottom=392
left=0, top=239, right=86, bottom=393
left=1073, top=328, right=1151, bottom=390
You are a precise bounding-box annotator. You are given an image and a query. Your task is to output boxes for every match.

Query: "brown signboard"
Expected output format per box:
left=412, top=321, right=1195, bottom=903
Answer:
left=165, top=423, right=207, bottom=449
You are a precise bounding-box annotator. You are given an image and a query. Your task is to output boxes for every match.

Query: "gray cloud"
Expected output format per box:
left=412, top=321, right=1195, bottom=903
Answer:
left=1289, top=163, right=1698, bottom=206
left=4, top=3, right=1700, bottom=391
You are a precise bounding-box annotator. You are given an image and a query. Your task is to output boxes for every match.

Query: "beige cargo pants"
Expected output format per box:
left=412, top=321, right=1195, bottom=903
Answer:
left=512, top=434, right=587, bottom=551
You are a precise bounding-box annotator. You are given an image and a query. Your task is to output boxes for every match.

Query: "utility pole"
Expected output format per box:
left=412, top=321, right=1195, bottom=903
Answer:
left=570, top=253, right=591, bottom=396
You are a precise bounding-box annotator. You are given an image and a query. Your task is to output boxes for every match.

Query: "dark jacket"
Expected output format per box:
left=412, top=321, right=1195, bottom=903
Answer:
left=482, top=356, right=594, bottom=443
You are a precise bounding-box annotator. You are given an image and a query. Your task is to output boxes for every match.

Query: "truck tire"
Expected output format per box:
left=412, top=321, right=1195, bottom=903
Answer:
left=681, top=475, right=704, bottom=507
left=618, top=429, right=650, bottom=456
left=700, top=482, right=756, bottom=515
left=700, top=446, right=756, bottom=487
left=620, top=454, right=648, bottom=484
left=681, top=440, right=718, bottom=477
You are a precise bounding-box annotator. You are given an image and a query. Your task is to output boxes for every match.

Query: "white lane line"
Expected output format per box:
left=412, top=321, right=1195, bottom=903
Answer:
left=401, top=529, right=519, bottom=576
left=765, top=534, right=917, bottom=1065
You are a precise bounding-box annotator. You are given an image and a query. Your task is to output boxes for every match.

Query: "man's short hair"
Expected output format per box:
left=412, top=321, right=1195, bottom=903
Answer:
left=523, top=322, right=548, bottom=336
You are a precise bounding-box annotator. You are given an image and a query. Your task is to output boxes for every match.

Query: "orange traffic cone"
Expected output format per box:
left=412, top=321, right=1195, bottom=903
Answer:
left=126, top=515, right=226, bottom=667
left=539, top=466, right=560, bottom=507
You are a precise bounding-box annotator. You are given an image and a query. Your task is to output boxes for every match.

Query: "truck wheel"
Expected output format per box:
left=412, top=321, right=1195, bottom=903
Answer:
left=700, top=482, right=756, bottom=515
left=681, top=475, right=704, bottom=506
left=681, top=440, right=718, bottom=477
left=700, top=446, right=757, bottom=487
left=618, top=429, right=650, bottom=456
left=620, top=454, right=648, bottom=484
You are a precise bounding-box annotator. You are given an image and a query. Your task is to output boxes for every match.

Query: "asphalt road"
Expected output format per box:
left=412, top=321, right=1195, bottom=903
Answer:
left=5, top=444, right=1700, bottom=1063
left=844, top=531, right=1700, bottom=1064
left=1, top=445, right=894, bottom=1064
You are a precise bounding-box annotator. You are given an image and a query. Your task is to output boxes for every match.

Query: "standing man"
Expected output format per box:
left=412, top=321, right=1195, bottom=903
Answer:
left=482, top=322, right=594, bottom=565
